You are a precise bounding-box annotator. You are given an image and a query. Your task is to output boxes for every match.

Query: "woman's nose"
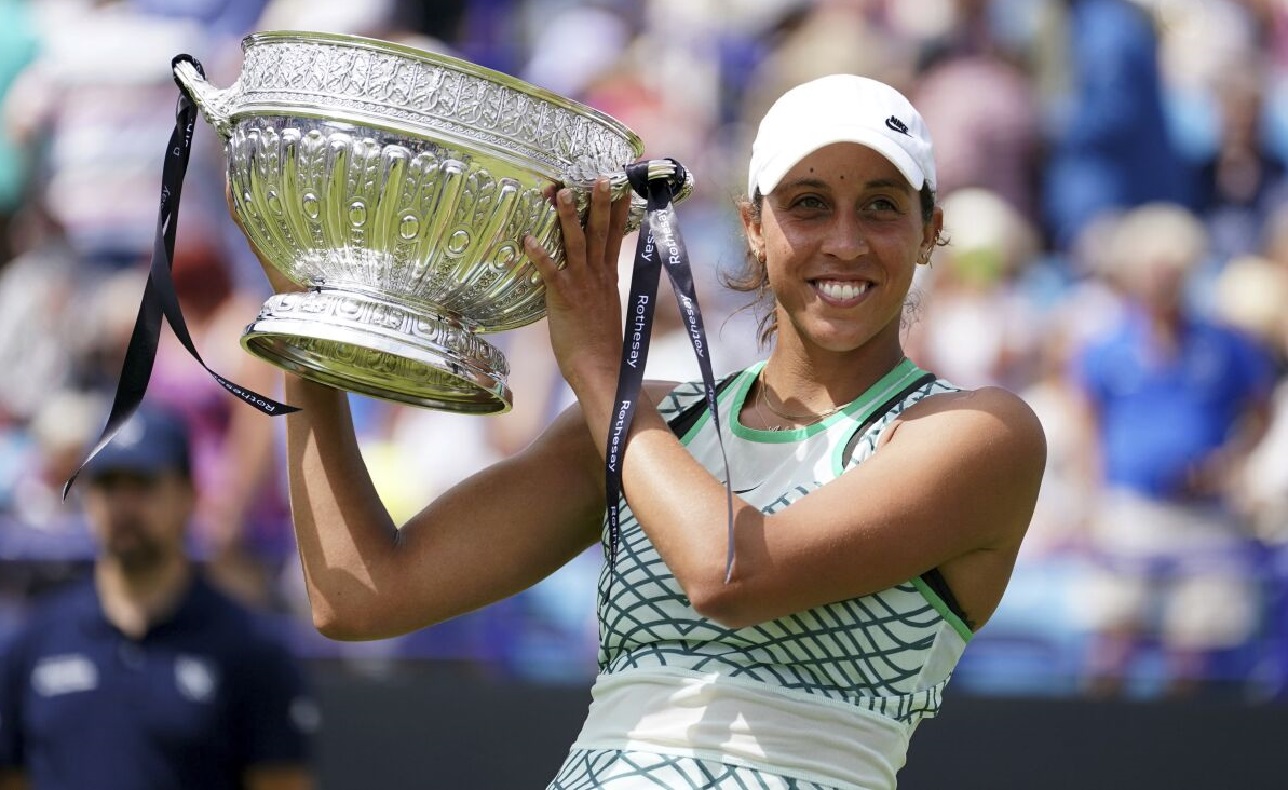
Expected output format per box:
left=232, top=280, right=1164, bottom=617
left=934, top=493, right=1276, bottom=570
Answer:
left=820, top=212, right=868, bottom=260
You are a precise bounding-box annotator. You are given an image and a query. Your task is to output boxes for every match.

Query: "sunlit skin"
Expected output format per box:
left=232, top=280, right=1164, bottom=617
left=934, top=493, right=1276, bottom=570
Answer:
left=745, top=143, right=942, bottom=412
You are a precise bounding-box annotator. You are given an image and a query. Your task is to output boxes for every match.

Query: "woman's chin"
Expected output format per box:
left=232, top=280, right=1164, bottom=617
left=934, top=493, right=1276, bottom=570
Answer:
left=793, top=313, right=879, bottom=348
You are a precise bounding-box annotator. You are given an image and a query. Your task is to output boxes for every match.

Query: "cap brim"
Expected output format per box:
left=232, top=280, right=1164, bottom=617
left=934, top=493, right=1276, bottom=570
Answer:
left=751, top=129, right=925, bottom=197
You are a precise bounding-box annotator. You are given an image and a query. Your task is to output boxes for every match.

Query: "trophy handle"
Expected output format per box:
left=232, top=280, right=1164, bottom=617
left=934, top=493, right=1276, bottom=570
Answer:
left=173, top=59, right=235, bottom=138
left=576, top=160, right=695, bottom=232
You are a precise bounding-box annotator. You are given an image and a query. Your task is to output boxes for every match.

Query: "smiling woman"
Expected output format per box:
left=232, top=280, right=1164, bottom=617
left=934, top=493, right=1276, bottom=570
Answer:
left=746, top=143, right=936, bottom=362
left=260, top=73, right=1046, bottom=790
left=730, top=77, right=945, bottom=351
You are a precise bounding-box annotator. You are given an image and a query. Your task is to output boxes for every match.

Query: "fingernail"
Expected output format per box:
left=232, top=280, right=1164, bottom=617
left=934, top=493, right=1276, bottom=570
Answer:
left=558, top=189, right=572, bottom=205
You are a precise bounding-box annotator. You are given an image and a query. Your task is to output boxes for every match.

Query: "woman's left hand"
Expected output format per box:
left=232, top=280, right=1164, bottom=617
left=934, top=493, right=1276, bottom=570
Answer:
left=524, top=177, right=632, bottom=396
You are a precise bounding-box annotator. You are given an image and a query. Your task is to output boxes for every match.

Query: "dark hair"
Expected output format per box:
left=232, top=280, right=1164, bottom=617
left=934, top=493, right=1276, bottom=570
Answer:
left=724, top=185, right=945, bottom=345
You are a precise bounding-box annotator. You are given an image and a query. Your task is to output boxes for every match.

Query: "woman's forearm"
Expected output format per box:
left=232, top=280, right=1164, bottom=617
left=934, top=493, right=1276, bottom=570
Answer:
left=281, top=375, right=401, bottom=637
left=573, top=373, right=749, bottom=602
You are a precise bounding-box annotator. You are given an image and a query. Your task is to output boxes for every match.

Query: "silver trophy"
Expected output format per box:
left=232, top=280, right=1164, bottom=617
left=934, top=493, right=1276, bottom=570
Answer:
left=174, top=30, right=691, bottom=413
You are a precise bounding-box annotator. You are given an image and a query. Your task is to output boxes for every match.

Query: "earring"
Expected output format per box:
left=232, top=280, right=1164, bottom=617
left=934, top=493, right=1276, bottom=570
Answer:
left=917, top=247, right=932, bottom=265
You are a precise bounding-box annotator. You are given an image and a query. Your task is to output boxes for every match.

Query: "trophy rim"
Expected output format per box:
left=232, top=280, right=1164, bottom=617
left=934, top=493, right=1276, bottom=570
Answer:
left=242, top=29, right=646, bottom=161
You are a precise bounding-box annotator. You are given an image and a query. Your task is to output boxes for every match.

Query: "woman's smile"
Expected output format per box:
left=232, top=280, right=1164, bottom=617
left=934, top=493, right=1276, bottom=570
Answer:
left=812, top=277, right=874, bottom=306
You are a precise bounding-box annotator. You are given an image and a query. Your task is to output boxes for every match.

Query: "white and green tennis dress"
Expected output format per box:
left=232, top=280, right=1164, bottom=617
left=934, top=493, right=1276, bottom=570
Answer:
left=547, top=358, right=972, bottom=790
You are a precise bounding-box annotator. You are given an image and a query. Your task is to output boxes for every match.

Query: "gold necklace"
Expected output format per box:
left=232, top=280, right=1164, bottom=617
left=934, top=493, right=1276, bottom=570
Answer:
left=753, top=387, right=792, bottom=432
left=756, top=369, right=843, bottom=430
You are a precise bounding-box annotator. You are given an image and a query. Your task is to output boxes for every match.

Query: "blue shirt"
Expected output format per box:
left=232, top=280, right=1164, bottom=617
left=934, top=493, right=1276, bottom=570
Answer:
left=1075, top=312, right=1274, bottom=498
left=0, top=573, right=313, bottom=790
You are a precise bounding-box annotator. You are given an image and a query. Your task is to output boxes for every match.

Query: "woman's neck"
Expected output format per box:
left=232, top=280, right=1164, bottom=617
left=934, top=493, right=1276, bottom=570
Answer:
left=761, top=327, right=908, bottom=415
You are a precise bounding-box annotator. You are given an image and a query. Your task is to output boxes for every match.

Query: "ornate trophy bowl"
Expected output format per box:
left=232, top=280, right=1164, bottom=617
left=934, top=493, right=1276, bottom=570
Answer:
left=174, top=30, right=690, bottom=413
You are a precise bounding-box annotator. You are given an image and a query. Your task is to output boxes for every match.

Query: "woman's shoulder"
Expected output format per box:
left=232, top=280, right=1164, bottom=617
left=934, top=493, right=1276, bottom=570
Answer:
left=880, top=384, right=1047, bottom=553
left=892, top=383, right=1047, bottom=460
left=908, top=382, right=1043, bottom=422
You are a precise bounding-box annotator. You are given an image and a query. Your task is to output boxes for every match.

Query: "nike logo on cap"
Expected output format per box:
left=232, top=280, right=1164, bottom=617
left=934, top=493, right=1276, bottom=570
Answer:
left=885, top=116, right=910, bottom=135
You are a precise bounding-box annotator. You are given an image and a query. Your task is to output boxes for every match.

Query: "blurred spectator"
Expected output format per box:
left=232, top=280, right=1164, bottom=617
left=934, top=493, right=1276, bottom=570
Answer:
left=257, top=0, right=468, bottom=57
left=914, top=54, right=1041, bottom=223
left=255, top=0, right=393, bottom=37
left=4, top=391, right=104, bottom=535
left=906, top=187, right=1042, bottom=391
left=736, top=0, right=917, bottom=179
left=1262, top=199, right=1288, bottom=268
left=1240, top=0, right=1288, bottom=74
left=1214, top=248, right=1288, bottom=700
left=0, top=0, right=38, bottom=261
left=1040, top=0, right=1195, bottom=253
left=523, top=1, right=635, bottom=100
left=131, top=0, right=270, bottom=40
left=0, top=405, right=315, bottom=789
left=1195, top=66, right=1288, bottom=262
left=0, top=199, right=83, bottom=425
left=1147, top=0, right=1260, bottom=102
left=1, top=0, right=221, bottom=270
left=1017, top=314, right=1098, bottom=560
left=1212, top=254, right=1288, bottom=544
left=912, top=0, right=1043, bottom=219
left=70, top=267, right=151, bottom=395
left=0, top=256, right=143, bottom=526
left=147, top=230, right=293, bottom=609
left=1071, top=204, right=1276, bottom=697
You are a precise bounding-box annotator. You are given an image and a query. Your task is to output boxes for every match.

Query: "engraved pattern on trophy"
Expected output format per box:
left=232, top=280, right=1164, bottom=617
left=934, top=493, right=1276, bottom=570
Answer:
left=225, top=109, right=527, bottom=411
left=259, top=292, right=507, bottom=389
left=284, top=338, right=482, bottom=390
left=237, top=38, right=637, bottom=177
left=230, top=115, right=557, bottom=327
left=172, top=30, right=696, bottom=413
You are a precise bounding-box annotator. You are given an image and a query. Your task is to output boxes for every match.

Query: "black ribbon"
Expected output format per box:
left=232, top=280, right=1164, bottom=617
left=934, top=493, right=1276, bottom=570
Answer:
left=64, top=55, right=297, bottom=497
left=606, top=160, right=735, bottom=583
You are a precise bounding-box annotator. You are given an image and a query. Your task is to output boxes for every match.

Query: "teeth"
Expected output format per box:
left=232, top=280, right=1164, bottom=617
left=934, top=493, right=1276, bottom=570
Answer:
left=816, top=280, right=869, bottom=300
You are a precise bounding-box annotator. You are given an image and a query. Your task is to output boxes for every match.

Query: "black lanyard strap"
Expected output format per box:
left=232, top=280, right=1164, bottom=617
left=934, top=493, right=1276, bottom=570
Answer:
left=64, top=55, right=297, bottom=497
left=606, top=159, right=735, bottom=583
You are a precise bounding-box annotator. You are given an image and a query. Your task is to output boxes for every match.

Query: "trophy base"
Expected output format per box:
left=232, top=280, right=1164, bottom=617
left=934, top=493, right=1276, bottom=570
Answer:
left=241, top=289, right=513, bottom=414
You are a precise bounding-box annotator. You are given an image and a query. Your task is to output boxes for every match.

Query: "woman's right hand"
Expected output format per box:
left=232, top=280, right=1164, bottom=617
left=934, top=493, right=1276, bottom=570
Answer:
left=524, top=178, right=631, bottom=398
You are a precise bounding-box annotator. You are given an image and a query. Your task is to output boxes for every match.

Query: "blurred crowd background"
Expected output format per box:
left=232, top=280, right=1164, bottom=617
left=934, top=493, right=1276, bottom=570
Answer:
left=1, top=0, right=1287, bottom=703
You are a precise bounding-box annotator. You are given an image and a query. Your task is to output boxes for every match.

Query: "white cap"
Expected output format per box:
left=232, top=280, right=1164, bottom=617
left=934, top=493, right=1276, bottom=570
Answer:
left=747, top=74, right=936, bottom=198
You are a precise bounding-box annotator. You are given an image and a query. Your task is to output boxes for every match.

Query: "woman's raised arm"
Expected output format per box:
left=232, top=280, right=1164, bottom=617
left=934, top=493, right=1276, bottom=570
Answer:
left=281, top=374, right=606, bottom=641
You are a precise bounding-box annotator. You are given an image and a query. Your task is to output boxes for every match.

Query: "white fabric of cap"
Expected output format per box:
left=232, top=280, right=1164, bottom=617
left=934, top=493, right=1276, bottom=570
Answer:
left=747, top=74, right=936, bottom=197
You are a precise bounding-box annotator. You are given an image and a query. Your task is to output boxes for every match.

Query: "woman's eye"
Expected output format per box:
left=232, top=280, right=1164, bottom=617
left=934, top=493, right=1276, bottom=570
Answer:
left=866, top=197, right=899, bottom=212
left=791, top=195, right=827, bottom=210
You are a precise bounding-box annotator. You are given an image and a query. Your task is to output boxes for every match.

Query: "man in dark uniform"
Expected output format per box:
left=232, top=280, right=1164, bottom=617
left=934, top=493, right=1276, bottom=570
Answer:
left=0, top=405, right=315, bottom=790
